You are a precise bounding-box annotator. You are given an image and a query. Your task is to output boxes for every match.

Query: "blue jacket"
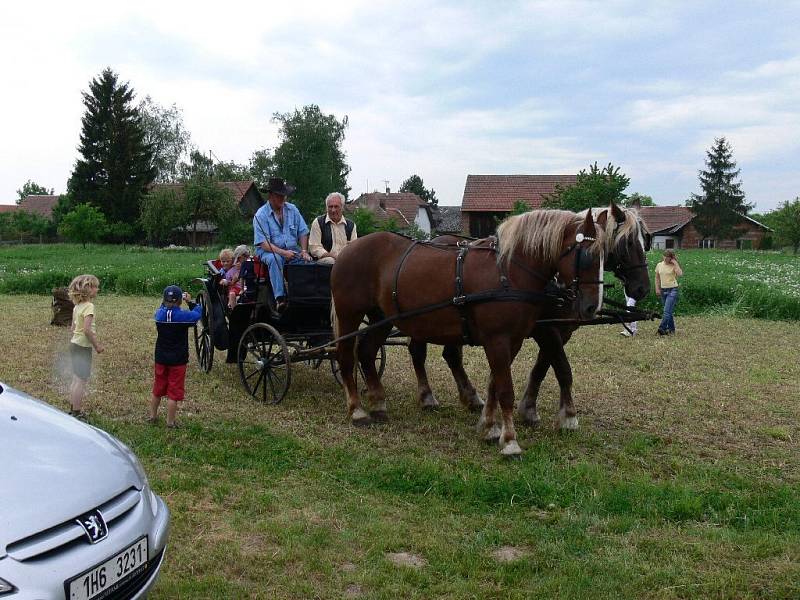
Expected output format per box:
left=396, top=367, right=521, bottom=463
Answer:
left=154, top=302, right=202, bottom=365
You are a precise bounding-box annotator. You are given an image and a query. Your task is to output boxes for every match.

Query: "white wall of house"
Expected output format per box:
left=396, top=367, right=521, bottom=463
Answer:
left=415, top=208, right=432, bottom=234
left=653, top=235, right=680, bottom=250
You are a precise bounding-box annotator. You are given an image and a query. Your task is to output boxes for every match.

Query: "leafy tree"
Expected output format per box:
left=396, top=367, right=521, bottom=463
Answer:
left=249, top=148, right=275, bottom=188
left=399, top=174, right=438, bottom=208
left=688, top=137, right=752, bottom=239
left=213, top=160, right=251, bottom=182
left=0, top=211, right=52, bottom=242
left=16, top=180, right=53, bottom=203
left=272, top=105, right=351, bottom=220
left=139, top=95, right=191, bottom=183
left=770, top=198, right=800, bottom=254
left=179, top=149, right=215, bottom=180
left=541, top=162, right=629, bottom=211
left=622, top=192, right=656, bottom=208
left=67, top=68, right=155, bottom=230
left=140, top=187, right=187, bottom=245
left=58, top=204, right=108, bottom=248
left=510, top=200, right=531, bottom=215
left=184, top=178, right=238, bottom=250
left=349, top=207, right=378, bottom=236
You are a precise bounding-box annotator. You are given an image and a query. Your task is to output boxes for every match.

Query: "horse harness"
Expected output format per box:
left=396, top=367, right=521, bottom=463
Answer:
left=390, top=235, right=600, bottom=346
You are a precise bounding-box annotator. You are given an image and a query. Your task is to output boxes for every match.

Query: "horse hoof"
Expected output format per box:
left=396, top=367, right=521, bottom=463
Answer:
left=352, top=415, right=372, bottom=427
left=518, top=412, right=541, bottom=428
left=483, top=424, right=501, bottom=443
left=369, top=410, right=389, bottom=423
left=419, top=393, right=439, bottom=410
left=559, top=416, right=579, bottom=431
left=500, top=440, right=523, bottom=457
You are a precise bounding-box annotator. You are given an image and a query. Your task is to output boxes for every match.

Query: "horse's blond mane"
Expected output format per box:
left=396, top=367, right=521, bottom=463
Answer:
left=496, top=209, right=605, bottom=267
left=580, top=206, right=649, bottom=253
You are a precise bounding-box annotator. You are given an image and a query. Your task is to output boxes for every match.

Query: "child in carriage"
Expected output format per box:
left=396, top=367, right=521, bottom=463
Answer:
left=220, top=244, right=250, bottom=309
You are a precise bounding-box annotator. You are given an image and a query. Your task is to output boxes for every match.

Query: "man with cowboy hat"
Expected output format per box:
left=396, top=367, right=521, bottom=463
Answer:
left=253, top=177, right=312, bottom=307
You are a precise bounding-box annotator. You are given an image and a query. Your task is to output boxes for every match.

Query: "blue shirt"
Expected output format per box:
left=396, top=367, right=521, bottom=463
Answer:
left=154, top=302, right=202, bottom=365
left=253, top=201, right=309, bottom=254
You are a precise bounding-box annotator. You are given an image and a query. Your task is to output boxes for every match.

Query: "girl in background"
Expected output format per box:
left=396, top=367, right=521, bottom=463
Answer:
left=67, top=274, right=104, bottom=419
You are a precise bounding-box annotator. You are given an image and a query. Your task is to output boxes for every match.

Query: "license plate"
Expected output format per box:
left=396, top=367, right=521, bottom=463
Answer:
left=67, top=536, right=148, bottom=600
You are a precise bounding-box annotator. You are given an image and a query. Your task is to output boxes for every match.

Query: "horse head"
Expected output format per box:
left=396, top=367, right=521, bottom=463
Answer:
left=602, top=202, right=651, bottom=301
left=555, top=210, right=606, bottom=321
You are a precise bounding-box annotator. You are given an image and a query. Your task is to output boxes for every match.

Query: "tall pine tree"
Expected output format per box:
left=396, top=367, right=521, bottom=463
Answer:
left=688, top=137, right=752, bottom=239
left=67, top=68, right=154, bottom=232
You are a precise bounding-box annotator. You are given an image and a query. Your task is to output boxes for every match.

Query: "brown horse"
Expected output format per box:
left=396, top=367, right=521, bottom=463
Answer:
left=331, top=209, right=606, bottom=456
left=409, top=203, right=650, bottom=430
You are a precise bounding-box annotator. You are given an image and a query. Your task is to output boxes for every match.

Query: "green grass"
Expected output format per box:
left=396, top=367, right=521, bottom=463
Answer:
left=605, top=248, right=800, bottom=320
left=2, top=295, right=799, bottom=598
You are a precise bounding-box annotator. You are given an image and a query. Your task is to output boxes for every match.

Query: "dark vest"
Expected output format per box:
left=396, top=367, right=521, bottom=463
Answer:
left=317, top=216, right=354, bottom=252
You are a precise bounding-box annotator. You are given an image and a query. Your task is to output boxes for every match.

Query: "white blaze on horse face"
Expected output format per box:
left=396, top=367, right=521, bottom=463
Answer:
left=596, top=255, right=604, bottom=314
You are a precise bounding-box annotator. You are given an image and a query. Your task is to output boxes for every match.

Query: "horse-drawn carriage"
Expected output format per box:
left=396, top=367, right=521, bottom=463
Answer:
left=192, top=255, right=386, bottom=404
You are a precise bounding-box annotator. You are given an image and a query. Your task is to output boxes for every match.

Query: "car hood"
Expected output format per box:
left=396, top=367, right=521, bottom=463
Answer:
left=0, top=384, right=142, bottom=549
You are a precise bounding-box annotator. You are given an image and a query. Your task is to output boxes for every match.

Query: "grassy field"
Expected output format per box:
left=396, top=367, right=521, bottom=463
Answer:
left=2, top=244, right=800, bottom=319
left=2, top=295, right=799, bottom=599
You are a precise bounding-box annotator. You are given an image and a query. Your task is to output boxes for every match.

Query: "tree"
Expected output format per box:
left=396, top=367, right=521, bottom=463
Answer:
left=248, top=148, right=275, bottom=188
left=688, top=137, right=752, bottom=239
left=399, top=174, right=438, bottom=207
left=140, top=187, right=187, bottom=245
left=58, top=204, right=108, bottom=248
left=184, top=178, right=238, bottom=250
left=16, top=180, right=53, bottom=203
left=770, top=198, right=800, bottom=254
left=622, top=192, right=656, bottom=208
left=67, top=68, right=154, bottom=231
left=139, top=95, right=191, bottom=183
left=541, top=162, right=630, bottom=211
left=272, top=105, right=351, bottom=220
left=510, top=200, right=531, bottom=215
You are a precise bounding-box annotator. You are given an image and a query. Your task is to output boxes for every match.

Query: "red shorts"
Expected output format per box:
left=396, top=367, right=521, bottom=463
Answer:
left=152, top=363, right=187, bottom=401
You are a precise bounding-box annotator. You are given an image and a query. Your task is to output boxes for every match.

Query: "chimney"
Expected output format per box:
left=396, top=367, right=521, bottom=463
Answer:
left=385, top=185, right=390, bottom=193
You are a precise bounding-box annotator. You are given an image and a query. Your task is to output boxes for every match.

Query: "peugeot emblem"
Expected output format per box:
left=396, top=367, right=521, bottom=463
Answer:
left=76, top=510, right=108, bottom=544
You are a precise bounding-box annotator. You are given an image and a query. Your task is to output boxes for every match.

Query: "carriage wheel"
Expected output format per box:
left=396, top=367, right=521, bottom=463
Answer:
left=330, top=343, right=386, bottom=386
left=193, top=290, right=214, bottom=373
left=238, top=323, right=291, bottom=404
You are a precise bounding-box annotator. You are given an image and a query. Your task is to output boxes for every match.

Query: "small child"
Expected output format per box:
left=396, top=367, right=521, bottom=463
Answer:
left=149, top=285, right=202, bottom=428
left=220, top=244, right=250, bottom=309
left=67, top=274, right=105, bottom=420
left=218, top=248, right=234, bottom=277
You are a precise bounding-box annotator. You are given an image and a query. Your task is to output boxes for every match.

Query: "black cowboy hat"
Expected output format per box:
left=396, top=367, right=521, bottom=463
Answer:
left=265, top=177, right=296, bottom=197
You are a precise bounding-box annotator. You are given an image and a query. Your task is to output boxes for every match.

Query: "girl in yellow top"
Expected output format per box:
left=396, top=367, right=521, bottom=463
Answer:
left=654, top=250, right=683, bottom=335
left=68, top=274, right=105, bottom=419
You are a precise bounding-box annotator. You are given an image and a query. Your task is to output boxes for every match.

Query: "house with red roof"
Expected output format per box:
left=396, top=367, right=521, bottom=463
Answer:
left=18, top=195, right=60, bottom=219
left=638, top=205, right=771, bottom=250
left=460, top=174, right=578, bottom=237
left=347, top=191, right=434, bottom=234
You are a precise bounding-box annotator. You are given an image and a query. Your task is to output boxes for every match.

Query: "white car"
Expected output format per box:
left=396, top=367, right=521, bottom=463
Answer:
left=0, top=383, right=170, bottom=599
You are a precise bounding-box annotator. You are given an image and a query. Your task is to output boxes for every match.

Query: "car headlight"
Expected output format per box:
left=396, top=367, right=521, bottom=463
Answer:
left=0, top=577, right=16, bottom=595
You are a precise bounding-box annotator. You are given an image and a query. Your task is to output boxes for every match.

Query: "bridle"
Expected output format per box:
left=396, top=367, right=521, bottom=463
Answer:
left=555, top=230, right=604, bottom=304
left=606, top=217, right=650, bottom=286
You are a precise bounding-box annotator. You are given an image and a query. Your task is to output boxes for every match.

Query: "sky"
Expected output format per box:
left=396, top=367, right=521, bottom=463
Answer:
left=1, top=1, right=799, bottom=212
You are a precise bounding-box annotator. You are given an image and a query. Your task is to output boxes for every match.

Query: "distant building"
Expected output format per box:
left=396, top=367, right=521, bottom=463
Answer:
left=638, top=206, right=772, bottom=250
left=348, top=192, right=434, bottom=234
left=18, top=195, right=60, bottom=219
left=435, top=206, right=463, bottom=235
left=460, top=174, right=577, bottom=237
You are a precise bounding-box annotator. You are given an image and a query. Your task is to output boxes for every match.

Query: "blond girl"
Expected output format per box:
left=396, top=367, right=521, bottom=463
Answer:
left=68, top=274, right=104, bottom=419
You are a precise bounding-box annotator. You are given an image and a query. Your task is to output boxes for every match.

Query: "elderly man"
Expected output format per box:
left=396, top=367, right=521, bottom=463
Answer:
left=253, top=177, right=311, bottom=306
left=308, top=192, right=358, bottom=265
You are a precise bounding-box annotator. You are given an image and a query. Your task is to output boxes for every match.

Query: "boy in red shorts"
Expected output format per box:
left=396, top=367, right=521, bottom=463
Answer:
left=149, top=285, right=202, bottom=428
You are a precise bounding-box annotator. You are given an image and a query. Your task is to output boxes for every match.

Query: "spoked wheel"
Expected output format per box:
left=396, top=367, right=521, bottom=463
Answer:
left=238, top=323, right=291, bottom=404
left=193, top=290, right=214, bottom=373
left=330, top=343, right=386, bottom=386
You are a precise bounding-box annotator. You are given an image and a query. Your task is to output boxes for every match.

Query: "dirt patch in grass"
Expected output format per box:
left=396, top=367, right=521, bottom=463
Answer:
left=492, top=545, right=529, bottom=562
left=386, top=551, right=428, bottom=568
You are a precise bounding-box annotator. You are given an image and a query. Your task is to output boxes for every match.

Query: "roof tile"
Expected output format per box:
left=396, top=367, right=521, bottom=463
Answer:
left=461, top=175, right=578, bottom=211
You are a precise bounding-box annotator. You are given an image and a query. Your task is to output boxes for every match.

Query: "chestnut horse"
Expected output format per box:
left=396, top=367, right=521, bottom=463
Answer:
left=331, top=209, right=606, bottom=456
left=408, top=202, right=650, bottom=430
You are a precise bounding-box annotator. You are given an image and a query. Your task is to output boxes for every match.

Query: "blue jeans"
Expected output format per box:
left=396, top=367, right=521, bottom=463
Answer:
left=658, top=287, right=679, bottom=333
left=256, top=249, right=305, bottom=299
